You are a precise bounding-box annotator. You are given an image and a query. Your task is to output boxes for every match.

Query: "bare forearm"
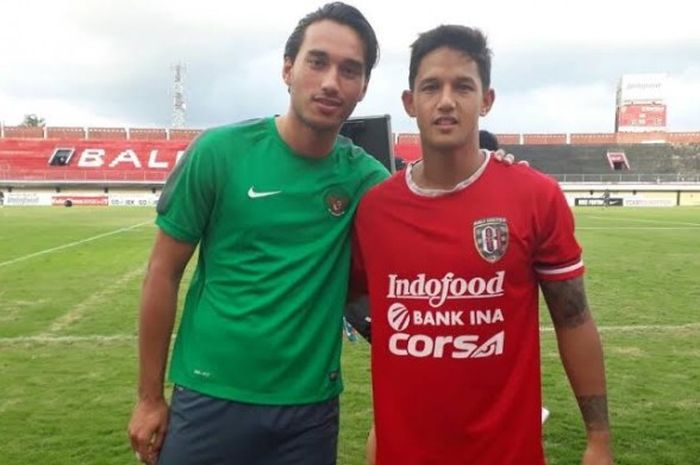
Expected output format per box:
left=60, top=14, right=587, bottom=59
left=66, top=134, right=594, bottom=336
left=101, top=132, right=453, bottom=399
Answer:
left=542, top=277, right=610, bottom=436
left=554, top=319, right=609, bottom=434
left=137, top=270, right=180, bottom=401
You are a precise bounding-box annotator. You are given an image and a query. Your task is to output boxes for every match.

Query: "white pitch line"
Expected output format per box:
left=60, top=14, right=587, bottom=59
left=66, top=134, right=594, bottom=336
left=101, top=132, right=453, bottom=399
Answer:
left=540, top=322, right=700, bottom=333
left=43, top=267, right=145, bottom=335
left=0, top=334, right=136, bottom=344
left=0, top=221, right=152, bottom=269
left=1, top=323, right=699, bottom=345
left=587, top=215, right=700, bottom=227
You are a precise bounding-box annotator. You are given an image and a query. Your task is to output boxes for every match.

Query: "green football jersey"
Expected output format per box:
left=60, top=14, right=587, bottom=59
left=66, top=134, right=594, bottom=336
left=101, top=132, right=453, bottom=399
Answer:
left=156, top=117, right=389, bottom=404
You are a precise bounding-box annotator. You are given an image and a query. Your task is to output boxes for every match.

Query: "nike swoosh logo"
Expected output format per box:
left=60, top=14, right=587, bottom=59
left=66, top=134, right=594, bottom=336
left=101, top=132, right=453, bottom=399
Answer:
left=248, top=187, right=282, bottom=199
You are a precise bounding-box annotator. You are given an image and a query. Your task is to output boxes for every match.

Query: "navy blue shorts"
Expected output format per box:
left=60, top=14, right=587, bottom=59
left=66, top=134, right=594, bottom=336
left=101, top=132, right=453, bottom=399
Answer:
left=157, top=386, right=339, bottom=465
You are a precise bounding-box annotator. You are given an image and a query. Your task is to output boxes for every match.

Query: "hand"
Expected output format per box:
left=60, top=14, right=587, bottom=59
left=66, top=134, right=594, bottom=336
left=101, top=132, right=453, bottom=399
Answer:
left=491, top=149, right=529, bottom=167
left=581, top=438, right=613, bottom=465
left=365, top=423, right=377, bottom=465
left=128, top=397, right=169, bottom=465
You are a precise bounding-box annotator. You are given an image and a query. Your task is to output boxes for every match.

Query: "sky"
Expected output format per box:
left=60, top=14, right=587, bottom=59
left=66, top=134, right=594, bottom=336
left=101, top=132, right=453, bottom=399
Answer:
left=1, top=0, right=698, bottom=134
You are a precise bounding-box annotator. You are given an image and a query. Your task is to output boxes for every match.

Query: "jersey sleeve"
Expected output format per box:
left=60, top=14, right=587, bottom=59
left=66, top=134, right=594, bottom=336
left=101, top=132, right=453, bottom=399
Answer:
left=533, top=183, right=584, bottom=281
left=155, top=133, right=218, bottom=244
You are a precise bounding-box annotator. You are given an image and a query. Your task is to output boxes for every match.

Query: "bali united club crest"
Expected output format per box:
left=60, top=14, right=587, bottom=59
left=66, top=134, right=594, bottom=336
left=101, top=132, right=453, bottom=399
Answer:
left=473, top=217, right=509, bottom=263
left=324, top=187, right=351, bottom=217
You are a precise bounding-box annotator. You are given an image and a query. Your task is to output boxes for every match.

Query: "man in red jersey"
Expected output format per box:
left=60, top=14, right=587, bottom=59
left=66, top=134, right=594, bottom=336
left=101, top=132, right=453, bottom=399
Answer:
left=352, top=25, right=613, bottom=465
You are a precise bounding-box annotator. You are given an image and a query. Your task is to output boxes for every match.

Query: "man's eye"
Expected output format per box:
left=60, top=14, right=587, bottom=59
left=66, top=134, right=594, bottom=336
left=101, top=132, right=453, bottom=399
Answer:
left=308, top=58, right=325, bottom=68
left=340, top=66, right=362, bottom=78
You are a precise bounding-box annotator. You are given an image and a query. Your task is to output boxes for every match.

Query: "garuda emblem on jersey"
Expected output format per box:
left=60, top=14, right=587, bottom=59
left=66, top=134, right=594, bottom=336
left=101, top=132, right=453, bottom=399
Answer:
left=473, top=217, right=509, bottom=263
left=324, top=187, right=350, bottom=217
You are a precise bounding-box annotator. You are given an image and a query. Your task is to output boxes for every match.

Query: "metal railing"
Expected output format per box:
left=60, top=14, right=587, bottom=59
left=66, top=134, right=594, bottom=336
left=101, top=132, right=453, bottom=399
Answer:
left=0, top=169, right=169, bottom=183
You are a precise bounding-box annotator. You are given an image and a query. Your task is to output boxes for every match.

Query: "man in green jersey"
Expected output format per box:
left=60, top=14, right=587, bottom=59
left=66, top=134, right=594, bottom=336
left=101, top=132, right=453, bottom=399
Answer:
left=127, top=3, right=386, bottom=465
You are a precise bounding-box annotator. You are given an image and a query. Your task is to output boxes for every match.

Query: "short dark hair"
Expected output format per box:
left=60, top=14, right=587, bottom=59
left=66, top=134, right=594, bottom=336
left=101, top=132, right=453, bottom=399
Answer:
left=479, top=130, right=499, bottom=150
left=408, top=25, right=491, bottom=91
left=284, top=2, right=379, bottom=79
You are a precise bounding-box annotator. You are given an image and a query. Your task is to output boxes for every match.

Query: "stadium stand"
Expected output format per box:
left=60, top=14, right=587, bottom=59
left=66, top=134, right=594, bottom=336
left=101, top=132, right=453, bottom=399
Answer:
left=668, top=132, right=700, bottom=144
left=3, top=126, right=44, bottom=138
left=129, top=128, right=168, bottom=141
left=169, top=129, right=203, bottom=141
left=46, top=127, right=87, bottom=139
left=87, top=128, right=127, bottom=140
left=1, top=126, right=699, bottom=187
left=523, top=134, right=568, bottom=145
left=624, top=144, right=700, bottom=174
left=500, top=143, right=700, bottom=180
left=0, top=138, right=186, bottom=184
left=570, top=133, right=617, bottom=145
left=503, top=144, right=612, bottom=174
left=494, top=133, right=520, bottom=145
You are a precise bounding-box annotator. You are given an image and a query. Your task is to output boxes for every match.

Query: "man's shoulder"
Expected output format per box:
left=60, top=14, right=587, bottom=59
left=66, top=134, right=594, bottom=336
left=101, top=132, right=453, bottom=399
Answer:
left=360, top=170, right=404, bottom=205
left=196, top=118, right=270, bottom=146
left=335, top=134, right=382, bottom=165
left=334, top=135, right=391, bottom=183
left=174, top=119, right=272, bottom=172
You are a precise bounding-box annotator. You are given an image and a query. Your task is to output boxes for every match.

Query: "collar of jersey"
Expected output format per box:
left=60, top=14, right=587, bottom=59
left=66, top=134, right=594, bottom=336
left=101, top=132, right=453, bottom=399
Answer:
left=405, top=149, right=491, bottom=198
left=267, top=116, right=339, bottom=164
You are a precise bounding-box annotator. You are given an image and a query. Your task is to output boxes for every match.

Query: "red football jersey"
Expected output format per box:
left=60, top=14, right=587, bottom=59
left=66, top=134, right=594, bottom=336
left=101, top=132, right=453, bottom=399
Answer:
left=352, top=154, right=584, bottom=465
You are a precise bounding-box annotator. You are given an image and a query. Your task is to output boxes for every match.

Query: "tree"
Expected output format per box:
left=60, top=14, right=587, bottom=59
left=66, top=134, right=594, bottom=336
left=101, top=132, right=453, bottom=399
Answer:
left=21, top=114, right=45, bottom=127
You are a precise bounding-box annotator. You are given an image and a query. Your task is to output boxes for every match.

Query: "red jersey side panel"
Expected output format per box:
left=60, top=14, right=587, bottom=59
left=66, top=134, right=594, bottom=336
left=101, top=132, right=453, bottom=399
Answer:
left=354, top=159, right=584, bottom=465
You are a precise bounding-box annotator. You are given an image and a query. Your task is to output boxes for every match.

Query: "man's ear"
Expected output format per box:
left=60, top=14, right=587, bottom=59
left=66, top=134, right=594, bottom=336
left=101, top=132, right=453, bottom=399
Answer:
left=480, top=88, right=495, bottom=116
left=401, top=89, right=416, bottom=117
left=282, top=57, right=293, bottom=87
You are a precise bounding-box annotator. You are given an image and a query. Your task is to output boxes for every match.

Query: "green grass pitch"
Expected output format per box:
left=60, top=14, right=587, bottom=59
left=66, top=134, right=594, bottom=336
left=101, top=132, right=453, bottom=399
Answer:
left=1, top=206, right=698, bottom=464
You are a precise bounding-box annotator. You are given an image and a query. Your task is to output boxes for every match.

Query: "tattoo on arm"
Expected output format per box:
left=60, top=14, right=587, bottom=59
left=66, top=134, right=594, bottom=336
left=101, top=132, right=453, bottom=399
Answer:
left=541, top=277, right=591, bottom=329
left=577, top=394, right=610, bottom=432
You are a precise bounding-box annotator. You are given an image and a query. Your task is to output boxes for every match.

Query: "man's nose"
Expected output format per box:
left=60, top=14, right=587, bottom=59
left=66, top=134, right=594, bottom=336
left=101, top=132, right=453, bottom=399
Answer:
left=321, top=67, right=341, bottom=94
left=437, top=88, right=456, bottom=111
